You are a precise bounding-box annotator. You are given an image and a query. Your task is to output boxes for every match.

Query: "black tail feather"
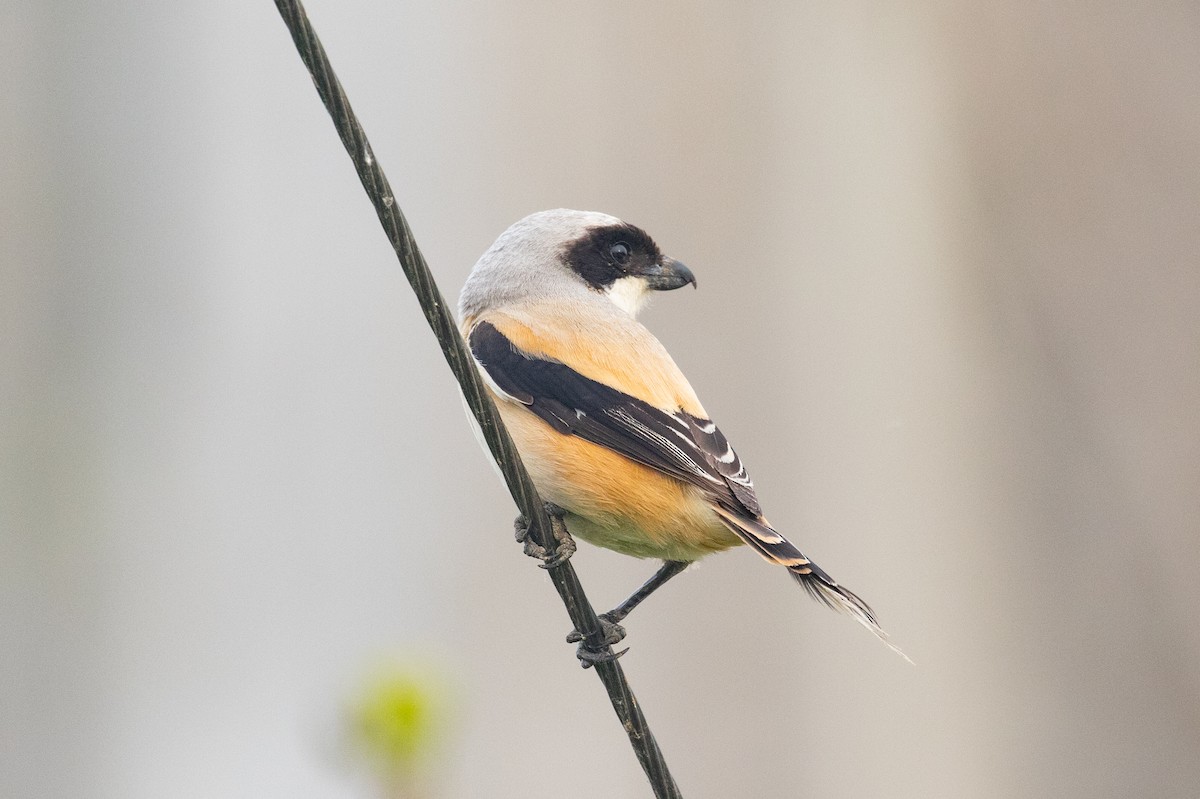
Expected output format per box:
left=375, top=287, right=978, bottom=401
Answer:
left=714, top=507, right=910, bottom=662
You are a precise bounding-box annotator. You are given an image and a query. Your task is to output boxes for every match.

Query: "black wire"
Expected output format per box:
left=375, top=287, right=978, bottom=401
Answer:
left=271, top=2, right=683, bottom=796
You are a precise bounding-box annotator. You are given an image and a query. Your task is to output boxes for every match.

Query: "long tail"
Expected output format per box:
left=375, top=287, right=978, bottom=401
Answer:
left=714, top=508, right=911, bottom=663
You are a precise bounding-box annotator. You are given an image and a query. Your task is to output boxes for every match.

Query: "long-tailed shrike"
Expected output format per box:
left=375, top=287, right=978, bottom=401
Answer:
left=459, top=209, right=903, bottom=663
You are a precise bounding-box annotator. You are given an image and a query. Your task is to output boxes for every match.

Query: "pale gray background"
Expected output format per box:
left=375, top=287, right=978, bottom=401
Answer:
left=4, top=2, right=1198, bottom=798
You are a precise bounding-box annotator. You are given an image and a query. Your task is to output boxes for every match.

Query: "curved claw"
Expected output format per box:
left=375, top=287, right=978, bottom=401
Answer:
left=576, top=645, right=629, bottom=669
left=566, top=613, right=628, bottom=668
left=514, top=505, right=576, bottom=568
left=538, top=528, right=576, bottom=569
left=515, top=514, right=547, bottom=560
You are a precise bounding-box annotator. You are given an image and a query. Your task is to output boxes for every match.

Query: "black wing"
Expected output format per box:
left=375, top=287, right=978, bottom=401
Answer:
left=469, top=321, right=760, bottom=516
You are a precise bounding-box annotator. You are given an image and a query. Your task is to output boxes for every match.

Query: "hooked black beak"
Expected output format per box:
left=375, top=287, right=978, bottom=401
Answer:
left=641, top=256, right=697, bottom=291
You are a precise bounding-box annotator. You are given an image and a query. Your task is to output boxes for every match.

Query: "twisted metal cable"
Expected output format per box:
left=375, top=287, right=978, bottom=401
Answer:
left=271, top=2, right=682, bottom=795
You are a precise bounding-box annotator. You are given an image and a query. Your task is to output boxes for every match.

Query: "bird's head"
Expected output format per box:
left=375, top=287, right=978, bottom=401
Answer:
left=460, top=209, right=695, bottom=321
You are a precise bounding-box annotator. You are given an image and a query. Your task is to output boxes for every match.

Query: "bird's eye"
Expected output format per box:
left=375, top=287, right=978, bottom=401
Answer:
left=609, top=242, right=632, bottom=265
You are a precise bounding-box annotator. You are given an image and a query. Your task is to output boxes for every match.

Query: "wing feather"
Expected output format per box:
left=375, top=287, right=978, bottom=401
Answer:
left=469, top=320, right=760, bottom=517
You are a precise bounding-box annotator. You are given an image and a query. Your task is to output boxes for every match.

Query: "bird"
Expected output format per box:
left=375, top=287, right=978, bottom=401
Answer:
left=458, top=209, right=905, bottom=663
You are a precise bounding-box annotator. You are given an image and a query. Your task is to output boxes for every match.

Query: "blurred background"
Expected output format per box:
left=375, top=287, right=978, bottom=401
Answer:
left=4, top=2, right=1198, bottom=797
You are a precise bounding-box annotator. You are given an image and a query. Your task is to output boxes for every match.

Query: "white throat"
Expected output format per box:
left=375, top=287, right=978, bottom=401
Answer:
left=604, top=276, right=651, bottom=317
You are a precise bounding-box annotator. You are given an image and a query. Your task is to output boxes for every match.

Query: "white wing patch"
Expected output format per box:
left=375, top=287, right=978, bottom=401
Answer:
left=607, top=408, right=714, bottom=481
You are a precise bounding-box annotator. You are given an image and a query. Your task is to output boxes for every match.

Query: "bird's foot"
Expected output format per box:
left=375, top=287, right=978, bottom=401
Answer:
left=566, top=612, right=629, bottom=669
left=513, top=503, right=577, bottom=569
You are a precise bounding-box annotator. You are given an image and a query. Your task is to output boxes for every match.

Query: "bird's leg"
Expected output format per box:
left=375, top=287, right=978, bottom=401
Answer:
left=513, top=502, right=577, bottom=569
left=604, top=559, right=690, bottom=625
left=567, top=560, right=690, bottom=668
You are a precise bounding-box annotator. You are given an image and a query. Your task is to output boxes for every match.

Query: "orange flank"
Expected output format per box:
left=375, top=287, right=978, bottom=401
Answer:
left=495, top=399, right=742, bottom=562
